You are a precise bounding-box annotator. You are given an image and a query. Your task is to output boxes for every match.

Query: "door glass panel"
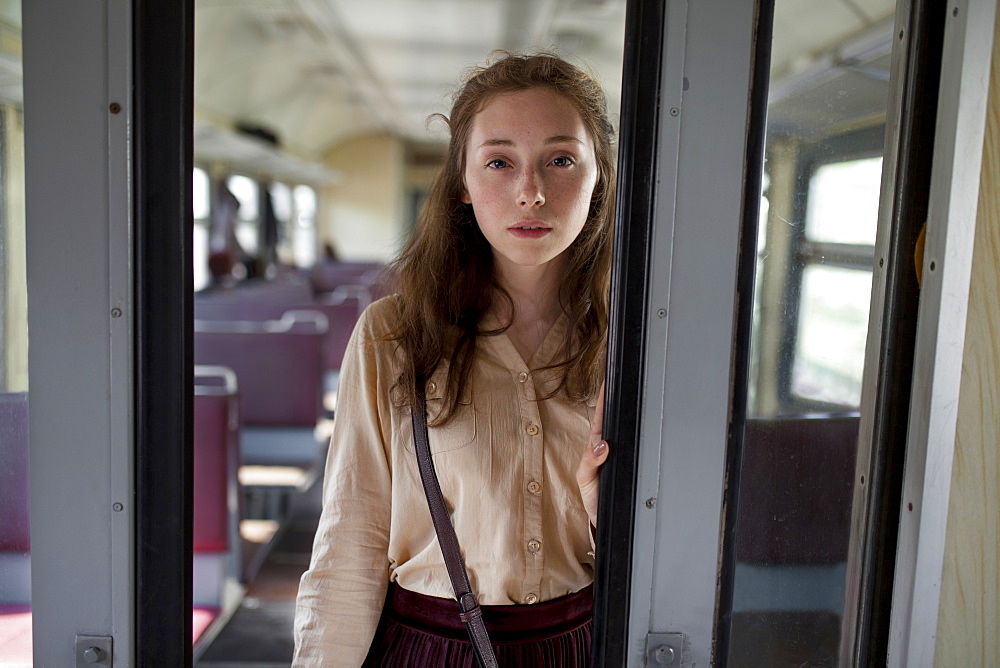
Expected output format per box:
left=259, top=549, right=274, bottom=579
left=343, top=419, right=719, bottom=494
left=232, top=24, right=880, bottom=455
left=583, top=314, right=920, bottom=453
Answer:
left=0, top=6, right=31, bottom=662
left=723, top=0, right=896, bottom=664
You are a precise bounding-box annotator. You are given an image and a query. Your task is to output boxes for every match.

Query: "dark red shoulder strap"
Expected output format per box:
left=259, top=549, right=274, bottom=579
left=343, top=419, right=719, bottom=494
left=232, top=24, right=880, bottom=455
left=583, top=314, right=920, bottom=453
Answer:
left=411, top=387, right=499, bottom=668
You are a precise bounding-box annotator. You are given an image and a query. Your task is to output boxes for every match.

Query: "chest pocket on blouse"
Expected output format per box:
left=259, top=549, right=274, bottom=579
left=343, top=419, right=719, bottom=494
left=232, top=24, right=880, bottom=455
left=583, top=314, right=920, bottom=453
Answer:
left=403, top=374, right=481, bottom=454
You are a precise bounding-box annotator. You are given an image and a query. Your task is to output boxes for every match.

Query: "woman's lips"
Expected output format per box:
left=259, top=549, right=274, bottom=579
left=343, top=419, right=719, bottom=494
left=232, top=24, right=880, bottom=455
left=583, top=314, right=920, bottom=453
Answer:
left=509, top=222, right=552, bottom=239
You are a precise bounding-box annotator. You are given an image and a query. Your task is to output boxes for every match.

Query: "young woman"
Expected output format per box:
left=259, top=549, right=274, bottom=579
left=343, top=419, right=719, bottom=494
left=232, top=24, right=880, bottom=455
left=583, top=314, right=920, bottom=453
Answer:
left=293, top=52, right=614, bottom=666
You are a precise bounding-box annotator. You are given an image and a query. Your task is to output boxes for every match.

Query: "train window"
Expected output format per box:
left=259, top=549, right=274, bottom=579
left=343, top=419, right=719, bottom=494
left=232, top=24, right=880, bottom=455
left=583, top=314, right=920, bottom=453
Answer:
left=792, top=265, right=872, bottom=405
left=193, top=166, right=211, bottom=291
left=269, top=181, right=294, bottom=265
left=193, top=166, right=211, bottom=220
left=805, top=157, right=882, bottom=245
left=292, top=184, right=317, bottom=268
left=226, top=173, right=259, bottom=254
left=0, top=99, right=31, bottom=662
left=789, top=154, right=882, bottom=408
left=721, top=0, right=896, bottom=664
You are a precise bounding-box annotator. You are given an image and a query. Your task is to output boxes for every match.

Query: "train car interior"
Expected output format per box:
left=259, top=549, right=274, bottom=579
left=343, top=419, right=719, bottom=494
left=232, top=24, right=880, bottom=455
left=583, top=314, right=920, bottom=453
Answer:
left=3, top=0, right=999, bottom=665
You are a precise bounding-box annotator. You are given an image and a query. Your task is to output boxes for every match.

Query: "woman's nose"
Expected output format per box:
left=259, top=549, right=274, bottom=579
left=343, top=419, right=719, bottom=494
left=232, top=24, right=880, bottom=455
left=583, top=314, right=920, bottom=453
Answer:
left=518, top=168, right=545, bottom=207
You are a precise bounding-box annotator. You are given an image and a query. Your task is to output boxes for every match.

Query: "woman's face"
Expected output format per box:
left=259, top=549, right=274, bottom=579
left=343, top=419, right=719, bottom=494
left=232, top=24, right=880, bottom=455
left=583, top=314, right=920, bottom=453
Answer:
left=462, top=87, right=598, bottom=281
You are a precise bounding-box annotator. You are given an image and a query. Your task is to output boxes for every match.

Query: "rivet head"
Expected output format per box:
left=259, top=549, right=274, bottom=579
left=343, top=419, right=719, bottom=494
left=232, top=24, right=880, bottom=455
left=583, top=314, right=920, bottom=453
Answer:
left=111, top=307, right=122, bottom=318
left=669, top=107, right=680, bottom=116
left=654, top=645, right=675, bottom=664
left=83, top=646, right=105, bottom=663
left=109, top=102, right=121, bottom=114
left=657, top=308, right=667, bottom=318
left=645, top=497, right=656, bottom=509
left=525, top=593, right=538, bottom=604
left=113, top=502, right=124, bottom=512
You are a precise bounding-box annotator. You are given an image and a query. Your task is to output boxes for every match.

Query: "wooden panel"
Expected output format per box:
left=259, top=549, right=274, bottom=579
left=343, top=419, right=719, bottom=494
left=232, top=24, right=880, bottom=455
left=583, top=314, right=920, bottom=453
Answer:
left=934, top=7, right=1000, bottom=664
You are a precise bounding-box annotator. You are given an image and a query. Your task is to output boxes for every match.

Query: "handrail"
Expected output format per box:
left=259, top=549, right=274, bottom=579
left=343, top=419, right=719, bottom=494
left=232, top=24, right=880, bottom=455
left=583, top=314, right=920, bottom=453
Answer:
left=193, top=309, right=329, bottom=334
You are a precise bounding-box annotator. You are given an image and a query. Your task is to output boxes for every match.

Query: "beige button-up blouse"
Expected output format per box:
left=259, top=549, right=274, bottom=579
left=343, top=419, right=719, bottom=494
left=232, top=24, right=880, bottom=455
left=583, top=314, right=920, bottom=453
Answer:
left=293, top=297, right=598, bottom=666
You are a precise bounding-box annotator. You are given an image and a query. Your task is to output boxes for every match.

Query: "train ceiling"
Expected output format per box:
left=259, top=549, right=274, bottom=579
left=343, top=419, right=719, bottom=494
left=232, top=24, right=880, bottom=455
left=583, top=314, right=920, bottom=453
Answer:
left=0, top=0, right=897, bottom=182
left=193, top=0, right=896, bottom=180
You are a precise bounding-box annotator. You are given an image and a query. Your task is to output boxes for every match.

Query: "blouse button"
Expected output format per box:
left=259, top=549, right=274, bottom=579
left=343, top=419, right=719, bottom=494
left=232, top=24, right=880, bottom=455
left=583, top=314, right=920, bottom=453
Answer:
left=525, top=593, right=539, bottom=604
left=517, top=371, right=528, bottom=383
left=527, top=539, right=541, bottom=553
left=526, top=424, right=539, bottom=436
left=426, top=381, right=437, bottom=394
left=527, top=481, right=541, bottom=494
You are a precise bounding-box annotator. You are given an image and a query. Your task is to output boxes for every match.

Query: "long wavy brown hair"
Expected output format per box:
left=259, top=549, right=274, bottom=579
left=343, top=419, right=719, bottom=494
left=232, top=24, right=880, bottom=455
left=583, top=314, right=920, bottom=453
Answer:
left=386, top=51, right=616, bottom=424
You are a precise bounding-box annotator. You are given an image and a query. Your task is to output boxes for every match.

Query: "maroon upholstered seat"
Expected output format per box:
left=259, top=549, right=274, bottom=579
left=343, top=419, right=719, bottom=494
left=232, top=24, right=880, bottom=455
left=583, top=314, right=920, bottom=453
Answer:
left=191, top=368, right=242, bottom=646
left=194, top=312, right=326, bottom=427
left=196, top=297, right=363, bottom=372
left=307, top=261, right=383, bottom=295
left=193, top=369, right=241, bottom=554
left=735, top=414, right=860, bottom=565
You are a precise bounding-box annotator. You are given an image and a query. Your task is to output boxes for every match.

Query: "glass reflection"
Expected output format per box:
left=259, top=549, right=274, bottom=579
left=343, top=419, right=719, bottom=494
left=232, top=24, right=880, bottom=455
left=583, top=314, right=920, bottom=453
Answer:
left=724, top=0, right=896, bottom=665
left=792, top=265, right=873, bottom=406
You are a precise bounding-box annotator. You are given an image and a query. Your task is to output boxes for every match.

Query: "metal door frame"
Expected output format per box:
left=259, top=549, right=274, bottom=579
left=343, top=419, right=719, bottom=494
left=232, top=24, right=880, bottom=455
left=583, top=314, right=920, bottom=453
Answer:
left=24, top=1, right=137, bottom=664
left=597, top=1, right=766, bottom=665
left=24, top=1, right=193, bottom=664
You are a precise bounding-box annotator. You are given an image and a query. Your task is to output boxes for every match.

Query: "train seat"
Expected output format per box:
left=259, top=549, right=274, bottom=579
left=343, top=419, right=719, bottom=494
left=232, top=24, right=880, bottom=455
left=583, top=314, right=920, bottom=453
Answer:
left=196, top=292, right=364, bottom=376
left=194, top=311, right=327, bottom=467
left=736, top=414, right=859, bottom=564
left=192, top=367, right=244, bottom=651
left=200, top=275, right=314, bottom=304
left=307, top=260, right=383, bottom=296
left=729, top=414, right=860, bottom=668
left=0, top=393, right=30, bottom=663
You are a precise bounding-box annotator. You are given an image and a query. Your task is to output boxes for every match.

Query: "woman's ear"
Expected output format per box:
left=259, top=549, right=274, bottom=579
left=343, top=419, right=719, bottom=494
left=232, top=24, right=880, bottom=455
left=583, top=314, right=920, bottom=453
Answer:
left=460, top=189, right=472, bottom=204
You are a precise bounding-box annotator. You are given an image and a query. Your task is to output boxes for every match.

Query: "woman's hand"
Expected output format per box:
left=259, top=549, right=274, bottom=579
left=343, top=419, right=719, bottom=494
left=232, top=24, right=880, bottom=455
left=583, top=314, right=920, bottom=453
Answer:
left=576, top=382, right=608, bottom=528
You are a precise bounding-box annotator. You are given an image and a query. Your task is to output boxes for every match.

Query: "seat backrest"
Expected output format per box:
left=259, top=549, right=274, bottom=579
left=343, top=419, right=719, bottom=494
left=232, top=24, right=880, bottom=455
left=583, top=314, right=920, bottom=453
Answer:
left=735, top=415, right=860, bottom=564
left=196, top=298, right=363, bottom=372
left=308, top=261, right=383, bottom=295
left=0, top=393, right=29, bottom=552
left=193, top=367, right=240, bottom=553
left=194, top=313, right=325, bottom=426
left=198, top=276, right=313, bottom=304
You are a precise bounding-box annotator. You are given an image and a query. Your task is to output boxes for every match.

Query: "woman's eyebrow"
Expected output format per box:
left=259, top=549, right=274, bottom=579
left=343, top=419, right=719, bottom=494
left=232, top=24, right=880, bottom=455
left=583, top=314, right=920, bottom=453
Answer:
left=545, top=135, right=584, bottom=145
left=475, top=135, right=584, bottom=149
left=476, top=138, right=514, bottom=149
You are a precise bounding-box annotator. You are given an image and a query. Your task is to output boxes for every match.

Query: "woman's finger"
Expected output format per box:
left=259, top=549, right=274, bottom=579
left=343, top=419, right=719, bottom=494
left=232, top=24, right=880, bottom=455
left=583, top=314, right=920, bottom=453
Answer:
left=577, top=439, right=609, bottom=524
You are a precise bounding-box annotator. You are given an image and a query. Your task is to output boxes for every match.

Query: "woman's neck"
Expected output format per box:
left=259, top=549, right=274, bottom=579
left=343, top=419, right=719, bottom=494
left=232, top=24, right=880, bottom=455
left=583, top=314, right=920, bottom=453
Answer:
left=493, top=258, right=564, bottom=362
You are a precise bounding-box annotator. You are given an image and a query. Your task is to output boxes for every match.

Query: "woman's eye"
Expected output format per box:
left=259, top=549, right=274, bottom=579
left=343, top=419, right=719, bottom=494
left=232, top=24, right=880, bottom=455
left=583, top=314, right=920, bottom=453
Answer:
left=551, top=156, right=574, bottom=167
left=486, top=159, right=509, bottom=169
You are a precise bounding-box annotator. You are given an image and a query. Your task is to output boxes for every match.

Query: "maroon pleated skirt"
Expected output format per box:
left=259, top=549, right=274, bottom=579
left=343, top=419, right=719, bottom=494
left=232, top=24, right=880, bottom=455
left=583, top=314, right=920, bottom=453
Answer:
left=363, top=584, right=593, bottom=667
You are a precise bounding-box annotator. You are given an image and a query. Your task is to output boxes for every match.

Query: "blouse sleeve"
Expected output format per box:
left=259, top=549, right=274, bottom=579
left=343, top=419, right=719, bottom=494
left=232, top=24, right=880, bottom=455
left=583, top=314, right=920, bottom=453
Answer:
left=293, top=305, right=394, bottom=666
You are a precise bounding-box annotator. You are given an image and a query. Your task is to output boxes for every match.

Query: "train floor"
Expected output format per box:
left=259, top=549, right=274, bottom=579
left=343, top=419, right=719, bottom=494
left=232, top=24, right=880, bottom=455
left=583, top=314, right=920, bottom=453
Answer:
left=196, top=470, right=324, bottom=667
